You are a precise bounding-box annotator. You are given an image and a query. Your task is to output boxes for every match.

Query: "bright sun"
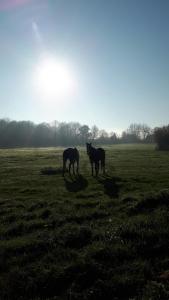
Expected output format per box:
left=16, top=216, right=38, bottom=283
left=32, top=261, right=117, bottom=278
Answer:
left=33, top=56, right=77, bottom=101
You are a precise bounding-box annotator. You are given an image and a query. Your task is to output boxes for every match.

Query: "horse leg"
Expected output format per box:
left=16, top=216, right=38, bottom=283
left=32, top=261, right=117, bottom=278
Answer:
left=95, top=163, right=97, bottom=176
left=101, top=159, right=105, bottom=174
left=63, top=159, right=66, bottom=176
left=76, top=159, right=79, bottom=174
left=73, top=162, right=75, bottom=175
left=97, top=163, right=99, bottom=176
left=95, top=162, right=99, bottom=177
left=69, top=162, right=71, bottom=174
left=91, top=163, right=94, bottom=176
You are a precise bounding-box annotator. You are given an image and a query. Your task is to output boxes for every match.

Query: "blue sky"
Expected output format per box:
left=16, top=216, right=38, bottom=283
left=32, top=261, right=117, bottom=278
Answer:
left=0, top=0, right=169, bottom=133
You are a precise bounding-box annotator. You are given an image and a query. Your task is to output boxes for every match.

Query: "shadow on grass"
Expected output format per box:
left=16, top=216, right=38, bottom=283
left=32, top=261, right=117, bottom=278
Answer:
left=40, top=167, right=63, bottom=175
left=97, top=174, right=123, bottom=198
left=64, top=174, right=88, bottom=192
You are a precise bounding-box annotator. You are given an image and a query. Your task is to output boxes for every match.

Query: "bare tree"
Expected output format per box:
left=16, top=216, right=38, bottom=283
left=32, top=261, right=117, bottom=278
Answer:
left=79, top=125, right=90, bottom=143
left=127, top=123, right=151, bottom=141
left=91, top=125, right=99, bottom=140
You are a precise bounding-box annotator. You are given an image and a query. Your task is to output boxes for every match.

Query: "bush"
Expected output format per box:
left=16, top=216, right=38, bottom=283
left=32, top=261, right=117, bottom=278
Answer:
left=154, top=125, right=169, bottom=150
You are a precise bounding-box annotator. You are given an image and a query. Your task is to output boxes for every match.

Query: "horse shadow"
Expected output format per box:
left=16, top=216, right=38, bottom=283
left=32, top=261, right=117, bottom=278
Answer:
left=64, top=174, right=88, bottom=192
left=97, top=174, right=123, bottom=198
left=40, top=167, right=63, bottom=175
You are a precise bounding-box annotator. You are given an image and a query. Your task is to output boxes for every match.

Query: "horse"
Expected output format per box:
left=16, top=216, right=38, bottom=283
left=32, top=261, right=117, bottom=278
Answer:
left=63, top=147, right=79, bottom=176
left=86, top=143, right=105, bottom=176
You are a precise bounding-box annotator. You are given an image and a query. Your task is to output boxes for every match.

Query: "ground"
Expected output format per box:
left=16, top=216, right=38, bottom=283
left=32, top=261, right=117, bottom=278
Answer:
left=0, top=144, right=169, bottom=299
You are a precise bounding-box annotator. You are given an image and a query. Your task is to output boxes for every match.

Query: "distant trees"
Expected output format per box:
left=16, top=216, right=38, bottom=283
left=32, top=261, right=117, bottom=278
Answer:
left=90, top=125, right=99, bottom=140
left=79, top=125, right=90, bottom=143
left=0, top=119, right=92, bottom=147
left=109, top=132, right=118, bottom=144
left=0, top=119, right=36, bottom=147
left=32, top=123, right=53, bottom=147
left=121, top=131, right=139, bottom=143
left=154, top=125, right=169, bottom=150
left=0, top=118, right=160, bottom=148
left=121, top=123, right=153, bottom=144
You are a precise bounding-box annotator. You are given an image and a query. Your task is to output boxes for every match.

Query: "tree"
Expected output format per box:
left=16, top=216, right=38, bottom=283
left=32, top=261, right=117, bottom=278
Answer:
left=127, top=123, right=151, bottom=141
left=110, top=132, right=118, bottom=144
left=99, top=129, right=108, bottom=138
left=154, top=125, right=169, bottom=150
left=69, top=122, right=81, bottom=145
left=98, top=129, right=109, bottom=144
left=32, top=123, right=52, bottom=146
left=141, top=124, right=152, bottom=140
left=121, top=131, right=139, bottom=143
left=79, top=125, right=90, bottom=143
left=57, top=123, right=71, bottom=146
left=0, top=119, right=9, bottom=147
left=90, top=125, right=99, bottom=140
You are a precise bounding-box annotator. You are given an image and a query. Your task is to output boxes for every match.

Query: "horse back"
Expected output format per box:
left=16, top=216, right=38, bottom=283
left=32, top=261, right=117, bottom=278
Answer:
left=89, top=147, right=105, bottom=162
left=63, top=147, right=79, bottom=162
left=97, top=148, right=105, bottom=160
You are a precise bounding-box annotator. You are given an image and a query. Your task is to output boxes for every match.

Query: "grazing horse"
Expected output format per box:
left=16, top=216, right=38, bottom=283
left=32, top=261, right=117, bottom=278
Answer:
left=63, top=148, right=79, bottom=176
left=86, top=143, right=105, bottom=176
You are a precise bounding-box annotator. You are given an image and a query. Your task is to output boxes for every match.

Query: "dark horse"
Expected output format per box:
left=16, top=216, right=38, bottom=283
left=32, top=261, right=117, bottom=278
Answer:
left=86, top=143, right=105, bottom=176
left=63, top=148, right=79, bottom=176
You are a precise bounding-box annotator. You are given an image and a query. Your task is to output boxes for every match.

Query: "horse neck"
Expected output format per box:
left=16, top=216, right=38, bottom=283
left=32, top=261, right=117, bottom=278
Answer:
left=89, top=145, right=97, bottom=156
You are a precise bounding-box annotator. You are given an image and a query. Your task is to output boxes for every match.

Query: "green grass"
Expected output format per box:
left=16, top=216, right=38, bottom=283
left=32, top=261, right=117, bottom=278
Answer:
left=1, top=144, right=169, bottom=299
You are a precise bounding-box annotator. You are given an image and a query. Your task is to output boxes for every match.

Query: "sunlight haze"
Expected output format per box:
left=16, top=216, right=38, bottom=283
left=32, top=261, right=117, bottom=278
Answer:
left=33, top=54, right=78, bottom=103
left=0, top=0, right=169, bottom=132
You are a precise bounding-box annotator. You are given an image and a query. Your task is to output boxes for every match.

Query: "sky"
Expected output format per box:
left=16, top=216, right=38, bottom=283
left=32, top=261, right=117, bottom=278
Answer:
left=0, top=0, right=169, bottom=133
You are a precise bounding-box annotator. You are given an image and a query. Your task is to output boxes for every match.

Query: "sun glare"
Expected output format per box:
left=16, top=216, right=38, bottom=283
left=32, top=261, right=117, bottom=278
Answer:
left=33, top=56, right=77, bottom=102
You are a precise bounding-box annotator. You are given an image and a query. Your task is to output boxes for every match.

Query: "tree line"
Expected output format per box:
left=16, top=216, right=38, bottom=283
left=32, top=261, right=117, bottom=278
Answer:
left=0, top=118, right=168, bottom=149
left=0, top=119, right=152, bottom=147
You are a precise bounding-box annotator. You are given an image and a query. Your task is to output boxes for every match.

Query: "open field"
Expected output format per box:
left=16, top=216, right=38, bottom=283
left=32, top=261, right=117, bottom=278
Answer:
left=1, top=144, right=169, bottom=299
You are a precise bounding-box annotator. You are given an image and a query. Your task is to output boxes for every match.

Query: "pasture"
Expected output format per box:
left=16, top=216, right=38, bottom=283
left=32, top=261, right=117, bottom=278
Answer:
left=1, top=144, right=169, bottom=299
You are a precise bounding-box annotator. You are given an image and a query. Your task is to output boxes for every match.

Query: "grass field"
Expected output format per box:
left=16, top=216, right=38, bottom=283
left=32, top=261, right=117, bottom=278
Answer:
left=1, top=144, right=169, bottom=299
